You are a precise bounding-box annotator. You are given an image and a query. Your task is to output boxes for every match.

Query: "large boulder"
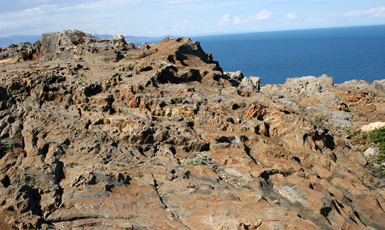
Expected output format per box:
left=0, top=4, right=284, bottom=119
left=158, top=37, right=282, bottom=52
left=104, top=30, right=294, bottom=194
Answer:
left=361, top=122, right=385, bottom=132
left=283, top=74, right=334, bottom=93
left=238, top=76, right=261, bottom=92
left=113, top=34, right=125, bottom=40
left=224, top=70, right=244, bottom=81
left=38, top=29, right=96, bottom=59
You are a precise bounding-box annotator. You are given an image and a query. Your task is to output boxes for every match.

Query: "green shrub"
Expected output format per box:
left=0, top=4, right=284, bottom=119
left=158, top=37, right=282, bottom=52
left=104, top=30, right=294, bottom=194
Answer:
left=18, top=50, right=29, bottom=60
left=353, top=127, right=385, bottom=179
left=350, top=130, right=369, bottom=144
left=315, top=114, right=329, bottom=123
left=370, top=127, right=385, bottom=153
left=0, top=138, right=15, bottom=158
left=187, top=154, right=211, bottom=166
left=241, top=184, right=252, bottom=190
left=186, top=153, right=218, bottom=171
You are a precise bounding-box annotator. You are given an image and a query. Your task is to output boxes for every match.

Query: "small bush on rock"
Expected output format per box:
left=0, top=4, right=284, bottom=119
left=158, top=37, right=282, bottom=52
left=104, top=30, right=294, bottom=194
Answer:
left=186, top=153, right=218, bottom=171
left=370, top=127, right=385, bottom=156
left=350, top=130, right=369, bottom=143
left=187, top=154, right=210, bottom=166
left=18, top=50, right=29, bottom=60
left=0, top=138, right=14, bottom=158
left=350, top=127, right=385, bottom=179
left=241, top=184, right=252, bottom=190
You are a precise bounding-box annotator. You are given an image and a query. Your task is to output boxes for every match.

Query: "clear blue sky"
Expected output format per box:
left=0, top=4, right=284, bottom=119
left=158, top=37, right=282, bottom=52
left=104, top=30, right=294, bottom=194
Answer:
left=0, top=0, right=384, bottom=37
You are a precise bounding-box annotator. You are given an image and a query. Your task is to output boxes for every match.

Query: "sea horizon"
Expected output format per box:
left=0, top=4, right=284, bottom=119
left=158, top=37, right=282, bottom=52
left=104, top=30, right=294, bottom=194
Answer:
left=2, top=24, right=384, bottom=85
left=189, top=24, right=385, bottom=85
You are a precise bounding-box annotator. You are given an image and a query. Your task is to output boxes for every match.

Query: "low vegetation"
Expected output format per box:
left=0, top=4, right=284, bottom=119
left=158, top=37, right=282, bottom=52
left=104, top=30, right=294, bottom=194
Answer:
left=240, top=184, right=252, bottom=190
left=186, top=153, right=218, bottom=171
left=315, top=114, right=329, bottom=123
left=370, top=127, right=385, bottom=156
left=18, top=50, right=29, bottom=60
left=0, top=138, right=14, bottom=158
left=350, top=127, right=385, bottom=178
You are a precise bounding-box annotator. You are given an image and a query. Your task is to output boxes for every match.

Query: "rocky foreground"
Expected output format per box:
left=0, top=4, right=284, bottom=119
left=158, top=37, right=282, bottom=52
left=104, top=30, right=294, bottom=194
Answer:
left=0, top=29, right=385, bottom=229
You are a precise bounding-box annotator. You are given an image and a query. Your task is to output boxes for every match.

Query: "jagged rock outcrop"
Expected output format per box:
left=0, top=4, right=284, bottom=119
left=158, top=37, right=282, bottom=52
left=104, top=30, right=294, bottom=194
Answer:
left=0, top=29, right=385, bottom=229
left=262, top=74, right=385, bottom=129
left=0, top=29, right=133, bottom=64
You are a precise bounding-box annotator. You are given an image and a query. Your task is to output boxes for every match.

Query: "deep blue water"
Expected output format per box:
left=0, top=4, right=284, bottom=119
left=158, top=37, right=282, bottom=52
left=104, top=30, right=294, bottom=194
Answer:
left=189, top=25, right=385, bottom=85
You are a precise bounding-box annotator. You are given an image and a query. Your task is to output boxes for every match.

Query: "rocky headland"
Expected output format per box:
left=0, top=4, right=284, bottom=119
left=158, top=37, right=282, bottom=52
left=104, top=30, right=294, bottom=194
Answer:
left=0, top=29, right=385, bottom=229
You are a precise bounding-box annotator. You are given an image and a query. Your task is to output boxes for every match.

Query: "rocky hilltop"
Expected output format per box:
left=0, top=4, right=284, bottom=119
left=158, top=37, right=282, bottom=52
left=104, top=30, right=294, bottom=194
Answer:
left=0, top=29, right=385, bottom=229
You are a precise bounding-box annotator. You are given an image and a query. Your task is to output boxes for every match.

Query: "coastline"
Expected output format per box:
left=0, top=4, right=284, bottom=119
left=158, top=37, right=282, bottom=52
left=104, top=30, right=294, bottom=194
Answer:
left=0, top=30, right=384, bottom=229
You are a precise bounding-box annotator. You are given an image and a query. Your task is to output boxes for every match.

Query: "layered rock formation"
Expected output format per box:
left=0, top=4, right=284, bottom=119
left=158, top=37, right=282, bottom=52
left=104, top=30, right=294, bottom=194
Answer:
left=0, top=29, right=385, bottom=229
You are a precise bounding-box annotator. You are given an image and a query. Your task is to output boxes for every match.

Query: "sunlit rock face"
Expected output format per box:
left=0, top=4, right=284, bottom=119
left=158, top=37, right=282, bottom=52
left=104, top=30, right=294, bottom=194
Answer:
left=0, top=29, right=384, bottom=229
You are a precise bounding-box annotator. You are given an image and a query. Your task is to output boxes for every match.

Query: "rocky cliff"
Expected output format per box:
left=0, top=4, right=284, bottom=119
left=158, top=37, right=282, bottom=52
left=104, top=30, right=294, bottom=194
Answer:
left=0, top=29, right=385, bottom=229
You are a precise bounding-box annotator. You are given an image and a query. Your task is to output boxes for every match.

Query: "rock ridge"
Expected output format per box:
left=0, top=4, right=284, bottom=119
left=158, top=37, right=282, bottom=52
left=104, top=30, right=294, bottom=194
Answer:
left=0, top=29, right=384, bottom=229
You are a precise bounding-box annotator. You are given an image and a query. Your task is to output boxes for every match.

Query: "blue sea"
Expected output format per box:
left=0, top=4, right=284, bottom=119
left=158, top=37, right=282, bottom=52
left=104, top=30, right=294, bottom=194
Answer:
left=134, top=25, right=385, bottom=85
left=190, top=25, right=385, bottom=85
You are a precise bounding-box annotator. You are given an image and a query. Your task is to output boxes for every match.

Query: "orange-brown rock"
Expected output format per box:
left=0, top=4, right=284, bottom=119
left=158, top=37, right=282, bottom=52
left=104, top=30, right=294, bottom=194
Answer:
left=0, top=29, right=385, bottom=229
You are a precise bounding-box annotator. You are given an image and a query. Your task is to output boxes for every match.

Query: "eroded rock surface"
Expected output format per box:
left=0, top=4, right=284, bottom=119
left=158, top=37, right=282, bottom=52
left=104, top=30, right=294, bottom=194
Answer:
left=0, top=29, right=385, bottom=229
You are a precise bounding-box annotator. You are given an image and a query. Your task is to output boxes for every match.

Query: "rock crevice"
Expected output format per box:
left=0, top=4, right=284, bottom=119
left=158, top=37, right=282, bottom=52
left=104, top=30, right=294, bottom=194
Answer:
left=0, top=29, right=384, bottom=229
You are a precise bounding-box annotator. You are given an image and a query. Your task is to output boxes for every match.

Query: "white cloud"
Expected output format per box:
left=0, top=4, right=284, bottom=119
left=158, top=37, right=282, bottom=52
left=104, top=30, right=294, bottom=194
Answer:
left=2, top=0, right=384, bottom=39
left=220, top=13, right=231, bottom=25
left=307, top=16, right=327, bottom=22
left=0, top=1, right=142, bottom=36
left=221, top=14, right=230, bottom=21
left=248, top=10, right=272, bottom=20
left=233, top=17, right=248, bottom=25
left=24, top=6, right=45, bottom=14
left=175, top=21, right=191, bottom=31
left=343, top=6, right=385, bottom=17
left=285, top=13, right=298, bottom=20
